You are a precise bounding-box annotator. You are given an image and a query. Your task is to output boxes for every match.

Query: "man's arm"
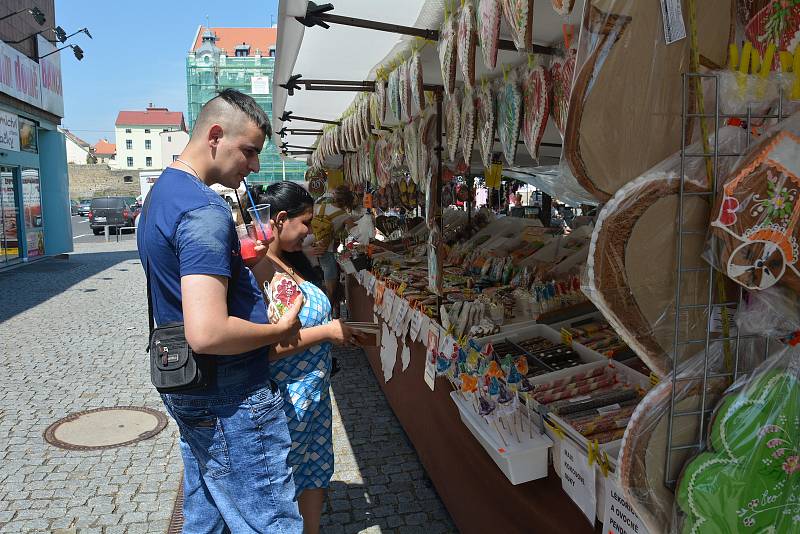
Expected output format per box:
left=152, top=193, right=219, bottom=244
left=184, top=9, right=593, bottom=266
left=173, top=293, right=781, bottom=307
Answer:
left=248, top=256, right=276, bottom=291
left=268, top=319, right=367, bottom=360
left=182, top=273, right=302, bottom=355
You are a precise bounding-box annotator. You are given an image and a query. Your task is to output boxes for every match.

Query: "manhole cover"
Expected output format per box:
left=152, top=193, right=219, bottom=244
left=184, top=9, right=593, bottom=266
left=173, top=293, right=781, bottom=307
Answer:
left=44, top=406, right=168, bottom=451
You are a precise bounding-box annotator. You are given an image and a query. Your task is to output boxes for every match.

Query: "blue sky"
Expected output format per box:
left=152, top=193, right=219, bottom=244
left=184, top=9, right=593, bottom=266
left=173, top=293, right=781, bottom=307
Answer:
left=55, top=0, right=279, bottom=145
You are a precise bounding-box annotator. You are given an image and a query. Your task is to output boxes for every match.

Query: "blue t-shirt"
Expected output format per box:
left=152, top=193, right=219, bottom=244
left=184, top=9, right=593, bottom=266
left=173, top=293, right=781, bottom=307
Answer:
left=137, top=167, right=270, bottom=394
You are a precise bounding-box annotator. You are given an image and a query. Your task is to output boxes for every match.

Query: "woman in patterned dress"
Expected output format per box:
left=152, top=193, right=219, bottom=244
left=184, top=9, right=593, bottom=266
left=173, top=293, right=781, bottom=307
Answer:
left=260, top=182, right=366, bottom=534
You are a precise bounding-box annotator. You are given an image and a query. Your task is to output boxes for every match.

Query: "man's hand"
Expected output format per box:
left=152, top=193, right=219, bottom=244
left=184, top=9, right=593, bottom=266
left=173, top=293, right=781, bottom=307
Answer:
left=276, top=293, right=304, bottom=337
left=310, top=243, right=327, bottom=257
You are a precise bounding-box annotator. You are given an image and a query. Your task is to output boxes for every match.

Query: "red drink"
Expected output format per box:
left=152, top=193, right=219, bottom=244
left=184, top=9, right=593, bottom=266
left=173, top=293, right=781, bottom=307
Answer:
left=240, top=237, right=258, bottom=261
left=253, top=223, right=271, bottom=242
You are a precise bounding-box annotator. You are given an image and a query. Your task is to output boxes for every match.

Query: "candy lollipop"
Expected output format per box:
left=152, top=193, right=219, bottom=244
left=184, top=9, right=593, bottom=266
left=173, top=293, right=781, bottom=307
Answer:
left=466, top=350, right=480, bottom=370
left=436, top=352, right=452, bottom=375
left=507, top=364, right=523, bottom=387
left=478, top=394, right=497, bottom=417
left=488, top=376, right=501, bottom=396
left=486, top=360, right=505, bottom=379
left=481, top=342, right=494, bottom=359
left=477, top=359, right=488, bottom=377
left=515, top=356, right=529, bottom=376
left=500, top=354, right=514, bottom=373
left=460, top=373, right=478, bottom=393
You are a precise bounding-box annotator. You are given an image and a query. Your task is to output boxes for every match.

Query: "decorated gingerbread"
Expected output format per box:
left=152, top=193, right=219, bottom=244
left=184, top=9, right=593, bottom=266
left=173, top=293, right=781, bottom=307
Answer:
left=710, top=129, right=800, bottom=293
left=676, top=357, right=800, bottom=533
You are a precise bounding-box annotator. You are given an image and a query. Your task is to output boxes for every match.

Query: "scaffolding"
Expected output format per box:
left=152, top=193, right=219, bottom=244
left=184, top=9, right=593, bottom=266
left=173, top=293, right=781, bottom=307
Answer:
left=186, top=50, right=307, bottom=184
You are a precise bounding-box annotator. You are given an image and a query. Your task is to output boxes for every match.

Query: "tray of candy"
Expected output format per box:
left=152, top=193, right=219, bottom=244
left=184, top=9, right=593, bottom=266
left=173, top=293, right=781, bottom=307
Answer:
left=530, top=360, right=650, bottom=458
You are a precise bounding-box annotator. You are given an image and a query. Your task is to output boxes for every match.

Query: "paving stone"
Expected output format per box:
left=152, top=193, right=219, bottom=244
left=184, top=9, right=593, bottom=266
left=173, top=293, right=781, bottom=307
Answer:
left=0, top=245, right=456, bottom=533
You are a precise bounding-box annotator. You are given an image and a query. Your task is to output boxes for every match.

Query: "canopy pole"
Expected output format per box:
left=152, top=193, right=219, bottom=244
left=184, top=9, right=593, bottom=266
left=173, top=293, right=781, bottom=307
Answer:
left=434, top=88, right=444, bottom=316
left=296, top=3, right=561, bottom=57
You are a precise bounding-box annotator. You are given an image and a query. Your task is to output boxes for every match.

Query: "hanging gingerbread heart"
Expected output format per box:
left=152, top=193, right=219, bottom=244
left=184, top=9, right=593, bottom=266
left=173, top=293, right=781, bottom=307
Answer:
left=551, top=0, right=575, bottom=16
left=461, top=87, right=476, bottom=165
left=438, top=12, right=458, bottom=97
left=476, top=83, right=496, bottom=168
left=446, top=89, right=462, bottom=163
left=501, top=0, right=533, bottom=52
left=522, top=65, right=551, bottom=160
left=458, top=0, right=477, bottom=88
left=476, top=0, right=501, bottom=70
left=388, top=66, right=401, bottom=122
left=399, top=60, right=411, bottom=122
left=410, top=51, right=425, bottom=117
left=497, top=76, right=522, bottom=166
left=361, top=98, right=371, bottom=142
left=405, top=118, right=422, bottom=184
left=550, top=49, right=575, bottom=138
left=375, top=75, right=387, bottom=124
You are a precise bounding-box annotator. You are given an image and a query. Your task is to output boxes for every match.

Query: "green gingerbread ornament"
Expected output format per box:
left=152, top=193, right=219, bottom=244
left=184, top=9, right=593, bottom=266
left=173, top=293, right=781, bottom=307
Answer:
left=676, top=361, right=800, bottom=533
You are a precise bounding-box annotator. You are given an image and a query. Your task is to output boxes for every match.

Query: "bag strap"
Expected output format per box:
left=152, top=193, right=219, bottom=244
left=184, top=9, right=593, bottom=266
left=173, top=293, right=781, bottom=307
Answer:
left=142, top=191, right=239, bottom=342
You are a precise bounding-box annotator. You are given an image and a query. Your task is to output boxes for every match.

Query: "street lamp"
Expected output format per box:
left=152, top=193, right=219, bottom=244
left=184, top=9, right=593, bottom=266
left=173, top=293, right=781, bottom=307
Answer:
left=9, top=25, right=67, bottom=44
left=0, top=6, right=46, bottom=25
left=38, top=44, right=83, bottom=61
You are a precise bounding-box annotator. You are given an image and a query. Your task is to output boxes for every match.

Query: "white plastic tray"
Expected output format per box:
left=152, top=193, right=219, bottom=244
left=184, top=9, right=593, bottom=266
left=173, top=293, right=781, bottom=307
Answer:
left=450, top=391, right=552, bottom=485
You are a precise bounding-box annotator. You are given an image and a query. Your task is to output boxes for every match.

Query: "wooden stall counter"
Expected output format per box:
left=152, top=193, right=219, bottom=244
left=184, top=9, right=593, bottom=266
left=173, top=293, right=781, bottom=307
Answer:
left=346, top=276, right=597, bottom=534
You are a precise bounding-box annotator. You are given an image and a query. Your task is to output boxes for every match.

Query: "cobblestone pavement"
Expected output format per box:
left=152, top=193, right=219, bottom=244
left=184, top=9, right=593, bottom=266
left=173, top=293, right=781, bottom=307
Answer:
left=0, top=242, right=456, bottom=533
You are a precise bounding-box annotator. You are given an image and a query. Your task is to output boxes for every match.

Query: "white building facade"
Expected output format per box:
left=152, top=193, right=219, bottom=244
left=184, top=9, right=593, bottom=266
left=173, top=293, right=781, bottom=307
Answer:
left=114, top=106, right=186, bottom=171
left=159, top=130, right=189, bottom=167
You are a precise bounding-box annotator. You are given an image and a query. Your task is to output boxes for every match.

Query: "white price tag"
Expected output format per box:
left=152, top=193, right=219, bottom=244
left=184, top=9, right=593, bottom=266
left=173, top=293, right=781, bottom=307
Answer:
left=409, top=310, right=425, bottom=341
left=660, top=0, right=686, bottom=45
left=423, top=325, right=440, bottom=391
left=602, top=476, right=650, bottom=534
left=560, top=441, right=597, bottom=524
left=341, top=258, right=356, bottom=274
left=392, top=299, right=409, bottom=334
left=382, top=290, right=395, bottom=319
left=416, top=314, right=431, bottom=344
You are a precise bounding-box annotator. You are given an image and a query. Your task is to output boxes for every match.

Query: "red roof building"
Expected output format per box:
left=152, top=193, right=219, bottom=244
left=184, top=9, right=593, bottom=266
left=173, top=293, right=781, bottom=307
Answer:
left=94, top=139, right=116, bottom=156
left=191, top=27, right=277, bottom=57
left=115, top=106, right=186, bottom=131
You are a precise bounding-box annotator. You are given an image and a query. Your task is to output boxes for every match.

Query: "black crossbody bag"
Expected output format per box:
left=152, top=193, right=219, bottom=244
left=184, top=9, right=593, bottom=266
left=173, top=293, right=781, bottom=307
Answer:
left=145, top=260, right=212, bottom=393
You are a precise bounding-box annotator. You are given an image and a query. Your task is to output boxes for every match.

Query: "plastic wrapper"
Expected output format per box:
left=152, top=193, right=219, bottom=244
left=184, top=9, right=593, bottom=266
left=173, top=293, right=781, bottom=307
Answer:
left=706, top=110, right=800, bottom=296
left=735, top=285, right=800, bottom=339
left=673, top=344, right=800, bottom=533
left=583, top=126, right=747, bottom=378
left=496, top=74, right=522, bottom=166
left=564, top=0, right=732, bottom=201
left=618, top=338, right=766, bottom=534
left=504, top=164, right=598, bottom=206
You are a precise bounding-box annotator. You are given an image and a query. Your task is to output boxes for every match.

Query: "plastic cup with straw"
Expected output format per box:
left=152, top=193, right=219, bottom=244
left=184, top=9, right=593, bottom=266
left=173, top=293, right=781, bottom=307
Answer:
left=242, top=177, right=272, bottom=242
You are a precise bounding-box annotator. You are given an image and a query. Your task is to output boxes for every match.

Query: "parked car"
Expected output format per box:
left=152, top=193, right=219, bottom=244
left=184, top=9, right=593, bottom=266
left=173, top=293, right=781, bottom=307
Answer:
left=70, top=200, right=80, bottom=216
left=78, top=199, right=92, bottom=217
left=88, top=196, right=138, bottom=235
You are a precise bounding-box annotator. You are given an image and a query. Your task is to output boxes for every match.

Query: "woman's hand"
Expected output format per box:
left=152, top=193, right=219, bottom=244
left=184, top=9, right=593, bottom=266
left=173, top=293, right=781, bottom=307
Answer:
left=326, top=319, right=368, bottom=346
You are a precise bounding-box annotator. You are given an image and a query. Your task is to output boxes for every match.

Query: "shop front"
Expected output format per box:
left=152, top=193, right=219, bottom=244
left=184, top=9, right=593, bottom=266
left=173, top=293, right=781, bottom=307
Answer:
left=0, top=35, right=72, bottom=268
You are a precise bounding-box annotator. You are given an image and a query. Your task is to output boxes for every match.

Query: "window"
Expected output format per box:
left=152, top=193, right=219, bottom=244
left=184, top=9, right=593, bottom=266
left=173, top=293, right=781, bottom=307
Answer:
left=173, top=155, right=179, bottom=162
left=125, top=128, right=131, bottom=133
left=125, top=139, right=132, bottom=150
left=146, top=157, right=152, bottom=167
left=145, top=140, right=151, bottom=150
left=144, top=129, right=150, bottom=133
left=123, top=176, right=133, bottom=183
left=163, top=128, right=169, bottom=132
left=127, top=157, right=134, bottom=167
left=167, top=136, right=171, bottom=142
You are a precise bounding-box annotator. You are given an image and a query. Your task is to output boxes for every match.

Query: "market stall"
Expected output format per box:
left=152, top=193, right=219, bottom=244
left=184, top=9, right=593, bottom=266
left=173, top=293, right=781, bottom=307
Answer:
left=272, top=1, right=800, bottom=532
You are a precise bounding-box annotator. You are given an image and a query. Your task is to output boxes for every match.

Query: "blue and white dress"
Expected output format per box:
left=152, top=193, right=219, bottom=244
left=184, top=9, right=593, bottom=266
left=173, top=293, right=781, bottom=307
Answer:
left=269, top=277, right=334, bottom=495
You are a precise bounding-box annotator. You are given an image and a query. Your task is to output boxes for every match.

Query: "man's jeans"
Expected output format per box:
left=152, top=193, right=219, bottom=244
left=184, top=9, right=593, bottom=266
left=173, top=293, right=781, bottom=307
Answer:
left=162, top=382, right=303, bottom=533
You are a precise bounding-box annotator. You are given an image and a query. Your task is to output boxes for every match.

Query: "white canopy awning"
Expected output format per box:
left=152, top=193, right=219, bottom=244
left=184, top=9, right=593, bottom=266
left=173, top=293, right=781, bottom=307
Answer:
left=272, top=0, right=593, bottom=203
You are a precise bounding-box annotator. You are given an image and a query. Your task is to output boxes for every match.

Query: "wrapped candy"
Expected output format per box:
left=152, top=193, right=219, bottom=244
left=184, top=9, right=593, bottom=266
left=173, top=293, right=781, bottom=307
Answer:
left=460, top=373, right=478, bottom=393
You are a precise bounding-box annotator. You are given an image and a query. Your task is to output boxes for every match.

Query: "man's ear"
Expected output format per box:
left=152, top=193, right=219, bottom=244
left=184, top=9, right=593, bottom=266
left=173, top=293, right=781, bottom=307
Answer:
left=208, top=124, right=223, bottom=147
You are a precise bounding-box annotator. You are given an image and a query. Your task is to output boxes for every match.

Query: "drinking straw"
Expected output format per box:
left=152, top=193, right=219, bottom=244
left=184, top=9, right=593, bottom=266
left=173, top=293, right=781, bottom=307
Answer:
left=233, top=188, right=248, bottom=224
left=242, top=177, right=269, bottom=240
